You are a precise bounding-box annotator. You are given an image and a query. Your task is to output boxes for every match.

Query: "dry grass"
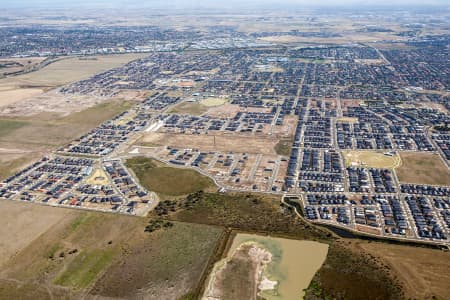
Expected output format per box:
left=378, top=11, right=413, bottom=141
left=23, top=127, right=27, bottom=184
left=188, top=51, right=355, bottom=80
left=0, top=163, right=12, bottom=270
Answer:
left=396, top=152, right=450, bottom=186
left=0, top=54, right=146, bottom=88
left=0, top=100, right=133, bottom=152
left=0, top=54, right=146, bottom=109
left=0, top=88, right=44, bottom=107
left=355, top=241, right=450, bottom=300
left=0, top=200, right=223, bottom=299
left=89, top=221, right=223, bottom=300
left=0, top=152, right=43, bottom=181
left=0, top=57, right=47, bottom=77
left=274, top=138, right=293, bottom=156
left=0, top=200, right=74, bottom=267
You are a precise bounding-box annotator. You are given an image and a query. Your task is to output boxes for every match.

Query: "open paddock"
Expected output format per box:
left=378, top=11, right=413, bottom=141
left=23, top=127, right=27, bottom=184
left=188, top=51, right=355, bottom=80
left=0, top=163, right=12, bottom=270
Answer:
left=0, top=200, right=74, bottom=267
left=0, top=150, right=43, bottom=181
left=0, top=54, right=146, bottom=110
left=396, top=152, right=450, bottom=186
left=354, top=241, right=450, bottom=300
left=0, top=101, right=133, bottom=154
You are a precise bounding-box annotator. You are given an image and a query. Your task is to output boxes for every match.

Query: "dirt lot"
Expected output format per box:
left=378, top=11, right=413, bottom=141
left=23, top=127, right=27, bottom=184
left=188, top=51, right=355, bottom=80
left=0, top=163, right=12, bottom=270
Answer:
left=200, top=97, right=229, bottom=107
left=205, top=103, right=242, bottom=118
left=353, top=241, right=450, bottom=300
left=142, top=132, right=279, bottom=155
left=396, top=152, right=450, bottom=186
left=0, top=88, right=44, bottom=108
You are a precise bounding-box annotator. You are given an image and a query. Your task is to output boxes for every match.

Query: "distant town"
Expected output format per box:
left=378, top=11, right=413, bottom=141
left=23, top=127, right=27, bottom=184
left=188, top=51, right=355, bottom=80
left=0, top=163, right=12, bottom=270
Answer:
left=2, top=30, right=449, bottom=245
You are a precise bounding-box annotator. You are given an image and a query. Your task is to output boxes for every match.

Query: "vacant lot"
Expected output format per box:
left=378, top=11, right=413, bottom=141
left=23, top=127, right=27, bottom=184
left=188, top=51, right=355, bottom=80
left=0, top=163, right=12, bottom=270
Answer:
left=142, top=132, right=279, bottom=155
left=396, top=152, right=450, bottom=186
left=0, top=100, right=132, bottom=152
left=126, top=156, right=216, bottom=196
left=343, top=150, right=401, bottom=169
left=0, top=88, right=44, bottom=107
left=337, top=117, right=359, bottom=123
left=356, top=241, right=450, bottom=300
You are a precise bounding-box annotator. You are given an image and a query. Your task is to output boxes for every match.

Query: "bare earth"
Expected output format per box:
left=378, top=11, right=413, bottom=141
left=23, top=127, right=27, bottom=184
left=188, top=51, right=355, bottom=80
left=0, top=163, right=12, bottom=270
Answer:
left=142, top=132, right=279, bottom=155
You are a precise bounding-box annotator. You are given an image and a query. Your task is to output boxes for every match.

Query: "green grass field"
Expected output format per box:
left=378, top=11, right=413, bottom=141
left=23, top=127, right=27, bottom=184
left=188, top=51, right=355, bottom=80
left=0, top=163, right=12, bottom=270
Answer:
left=126, top=157, right=216, bottom=196
left=343, top=150, right=401, bottom=169
left=274, top=138, right=293, bottom=156
left=54, top=248, right=116, bottom=289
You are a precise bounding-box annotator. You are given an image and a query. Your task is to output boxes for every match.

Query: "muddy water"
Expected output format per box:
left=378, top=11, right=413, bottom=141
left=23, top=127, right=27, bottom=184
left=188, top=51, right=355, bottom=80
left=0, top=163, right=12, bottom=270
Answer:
left=228, top=234, right=329, bottom=300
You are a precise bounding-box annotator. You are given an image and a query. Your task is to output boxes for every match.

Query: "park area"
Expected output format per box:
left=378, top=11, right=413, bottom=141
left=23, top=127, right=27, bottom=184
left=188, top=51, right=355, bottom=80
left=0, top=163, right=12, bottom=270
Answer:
left=343, top=150, right=401, bottom=169
left=126, top=156, right=216, bottom=196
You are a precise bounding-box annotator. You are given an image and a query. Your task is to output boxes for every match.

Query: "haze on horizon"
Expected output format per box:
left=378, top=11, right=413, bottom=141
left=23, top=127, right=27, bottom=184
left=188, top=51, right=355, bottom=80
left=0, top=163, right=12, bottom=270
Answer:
left=2, top=0, right=449, bottom=10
